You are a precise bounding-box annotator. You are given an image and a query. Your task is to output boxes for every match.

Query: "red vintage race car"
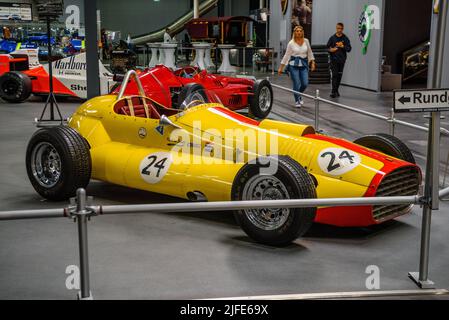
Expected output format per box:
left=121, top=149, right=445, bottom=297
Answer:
left=113, top=65, right=274, bottom=118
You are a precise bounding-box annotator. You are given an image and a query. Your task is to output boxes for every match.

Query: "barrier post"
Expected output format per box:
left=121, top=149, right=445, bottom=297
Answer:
left=314, top=89, right=320, bottom=131
left=243, top=46, right=246, bottom=74
left=71, top=188, right=94, bottom=300
left=408, top=0, right=447, bottom=288
left=389, top=108, right=396, bottom=136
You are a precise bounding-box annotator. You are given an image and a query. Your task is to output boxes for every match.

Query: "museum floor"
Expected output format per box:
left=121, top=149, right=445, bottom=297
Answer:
left=0, top=76, right=448, bottom=299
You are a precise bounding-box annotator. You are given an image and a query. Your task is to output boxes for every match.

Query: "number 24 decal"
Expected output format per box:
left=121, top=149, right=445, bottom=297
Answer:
left=139, top=152, right=172, bottom=184
left=318, top=148, right=360, bottom=175
left=321, top=150, right=355, bottom=172
left=141, top=155, right=168, bottom=177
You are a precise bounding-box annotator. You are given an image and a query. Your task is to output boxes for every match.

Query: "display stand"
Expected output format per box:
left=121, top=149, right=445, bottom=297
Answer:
left=217, top=44, right=237, bottom=73
left=161, top=43, right=177, bottom=69
left=36, top=2, right=64, bottom=127
left=204, top=43, right=215, bottom=69
left=191, top=43, right=209, bottom=70
left=156, top=42, right=165, bottom=65
left=147, top=43, right=160, bottom=68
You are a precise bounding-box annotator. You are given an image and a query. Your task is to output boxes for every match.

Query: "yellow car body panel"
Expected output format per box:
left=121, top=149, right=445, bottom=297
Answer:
left=68, top=94, right=419, bottom=226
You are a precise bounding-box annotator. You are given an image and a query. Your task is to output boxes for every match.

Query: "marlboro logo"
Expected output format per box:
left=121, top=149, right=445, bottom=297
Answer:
left=54, top=55, right=87, bottom=70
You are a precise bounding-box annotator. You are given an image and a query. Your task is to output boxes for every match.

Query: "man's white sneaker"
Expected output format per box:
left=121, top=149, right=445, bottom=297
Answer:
left=300, top=100, right=304, bottom=106
left=295, top=102, right=301, bottom=108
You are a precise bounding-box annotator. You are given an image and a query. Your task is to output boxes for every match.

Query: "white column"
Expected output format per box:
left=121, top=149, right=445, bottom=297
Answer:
left=156, top=42, right=165, bottom=65
left=203, top=43, right=215, bottom=68
left=148, top=43, right=160, bottom=68
left=260, top=0, right=265, bottom=9
left=193, top=0, right=199, bottom=19
left=161, top=43, right=177, bottom=69
left=217, top=44, right=237, bottom=73
left=191, top=43, right=209, bottom=70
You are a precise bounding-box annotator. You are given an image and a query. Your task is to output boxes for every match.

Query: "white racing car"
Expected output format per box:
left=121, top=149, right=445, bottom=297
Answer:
left=0, top=49, right=115, bottom=102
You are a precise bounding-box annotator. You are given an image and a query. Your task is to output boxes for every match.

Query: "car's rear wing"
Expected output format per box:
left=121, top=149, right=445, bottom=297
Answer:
left=0, top=54, right=29, bottom=74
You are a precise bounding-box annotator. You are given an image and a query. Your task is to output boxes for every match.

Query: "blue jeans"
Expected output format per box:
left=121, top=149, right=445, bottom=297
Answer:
left=289, top=66, right=309, bottom=103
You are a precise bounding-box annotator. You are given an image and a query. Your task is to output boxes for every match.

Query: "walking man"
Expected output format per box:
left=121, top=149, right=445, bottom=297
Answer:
left=327, top=23, right=351, bottom=98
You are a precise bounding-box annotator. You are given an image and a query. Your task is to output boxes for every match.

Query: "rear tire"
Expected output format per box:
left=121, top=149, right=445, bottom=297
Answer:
left=26, top=126, right=91, bottom=201
left=354, top=133, right=416, bottom=163
left=0, top=71, right=32, bottom=103
left=248, top=79, right=273, bottom=119
left=232, top=156, right=316, bottom=246
left=177, top=83, right=209, bottom=109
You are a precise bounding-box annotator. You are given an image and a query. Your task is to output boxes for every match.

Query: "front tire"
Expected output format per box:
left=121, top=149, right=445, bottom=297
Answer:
left=354, top=133, right=415, bottom=164
left=248, top=79, right=273, bottom=119
left=0, top=71, right=32, bottom=103
left=26, top=126, right=91, bottom=201
left=232, top=156, right=316, bottom=246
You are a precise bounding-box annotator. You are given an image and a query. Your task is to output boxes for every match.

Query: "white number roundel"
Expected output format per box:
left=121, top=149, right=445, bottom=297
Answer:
left=318, top=148, right=361, bottom=176
left=139, top=152, right=172, bottom=184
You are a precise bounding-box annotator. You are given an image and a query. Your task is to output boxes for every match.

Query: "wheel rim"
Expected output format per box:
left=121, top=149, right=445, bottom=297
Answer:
left=242, top=175, right=290, bottom=230
left=1, top=79, right=19, bottom=96
left=190, top=91, right=206, bottom=102
left=31, top=142, right=62, bottom=188
left=258, top=86, right=271, bottom=112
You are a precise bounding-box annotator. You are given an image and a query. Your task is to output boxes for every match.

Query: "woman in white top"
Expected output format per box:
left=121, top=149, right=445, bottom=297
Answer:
left=278, top=25, right=316, bottom=107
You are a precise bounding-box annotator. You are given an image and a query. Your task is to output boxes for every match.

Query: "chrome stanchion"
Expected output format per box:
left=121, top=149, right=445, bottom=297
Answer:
left=69, top=188, right=96, bottom=300
left=314, top=89, right=320, bottom=131
left=242, top=47, right=246, bottom=74
left=389, top=108, right=396, bottom=136
left=408, top=0, right=447, bottom=289
left=409, top=112, right=440, bottom=288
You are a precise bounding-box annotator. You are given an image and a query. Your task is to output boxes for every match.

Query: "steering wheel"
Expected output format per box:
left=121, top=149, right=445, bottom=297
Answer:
left=181, top=66, right=199, bottom=78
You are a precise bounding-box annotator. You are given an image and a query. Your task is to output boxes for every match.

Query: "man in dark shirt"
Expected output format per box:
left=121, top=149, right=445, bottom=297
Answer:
left=327, top=23, right=352, bottom=98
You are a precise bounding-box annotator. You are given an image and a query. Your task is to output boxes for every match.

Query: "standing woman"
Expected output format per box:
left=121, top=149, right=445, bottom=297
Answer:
left=278, top=26, right=316, bottom=107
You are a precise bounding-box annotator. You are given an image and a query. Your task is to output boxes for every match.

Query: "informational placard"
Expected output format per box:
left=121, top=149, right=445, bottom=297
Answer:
left=0, top=2, right=32, bottom=21
left=394, top=88, right=449, bottom=112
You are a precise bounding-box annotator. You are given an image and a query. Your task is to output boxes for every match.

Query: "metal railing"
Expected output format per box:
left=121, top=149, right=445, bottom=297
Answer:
left=270, top=83, right=449, bottom=137
left=1, top=185, right=449, bottom=299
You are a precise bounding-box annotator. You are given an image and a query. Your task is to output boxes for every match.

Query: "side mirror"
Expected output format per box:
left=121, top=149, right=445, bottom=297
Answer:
left=159, top=115, right=182, bottom=129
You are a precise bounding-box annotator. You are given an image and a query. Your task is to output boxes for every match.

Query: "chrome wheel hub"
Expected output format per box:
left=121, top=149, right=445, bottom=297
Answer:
left=258, top=86, right=271, bottom=112
left=31, top=142, right=61, bottom=188
left=242, top=175, right=290, bottom=230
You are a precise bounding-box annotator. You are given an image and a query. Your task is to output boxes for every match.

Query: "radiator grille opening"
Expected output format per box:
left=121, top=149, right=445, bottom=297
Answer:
left=373, top=166, right=420, bottom=221
left=228, top=96, right=242, bottom=106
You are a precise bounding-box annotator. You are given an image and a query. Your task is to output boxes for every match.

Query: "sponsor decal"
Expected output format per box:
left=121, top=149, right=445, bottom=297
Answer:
left=318, top=147, right=361, bottom=175
left=54, top=54, right=87, bottom=74
left=138, top=127, right=147, bottom=139
left=358, top=4, right=380, bottom=55
left=434, top=0, right=439, bottom=13
left=281, top=0, right=289, bottom=15
left=155, top=125, right=164, bottom=135
left=70, top=84, right=86, bottom=91
left=139, top=152, right=172, bottom=184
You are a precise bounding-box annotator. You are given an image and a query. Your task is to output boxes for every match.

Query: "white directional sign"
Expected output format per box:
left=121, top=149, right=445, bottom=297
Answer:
left=394, top=88, right=449, bottom=112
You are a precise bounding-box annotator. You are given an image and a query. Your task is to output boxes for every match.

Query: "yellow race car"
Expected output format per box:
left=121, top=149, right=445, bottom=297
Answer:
left=26, top=73, right=421, bottom=246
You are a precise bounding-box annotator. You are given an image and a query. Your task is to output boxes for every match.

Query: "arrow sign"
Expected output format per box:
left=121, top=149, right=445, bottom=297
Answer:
left=398, top=95, right=411, bottom=104
left=394, top=88, right=449, bottom=112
